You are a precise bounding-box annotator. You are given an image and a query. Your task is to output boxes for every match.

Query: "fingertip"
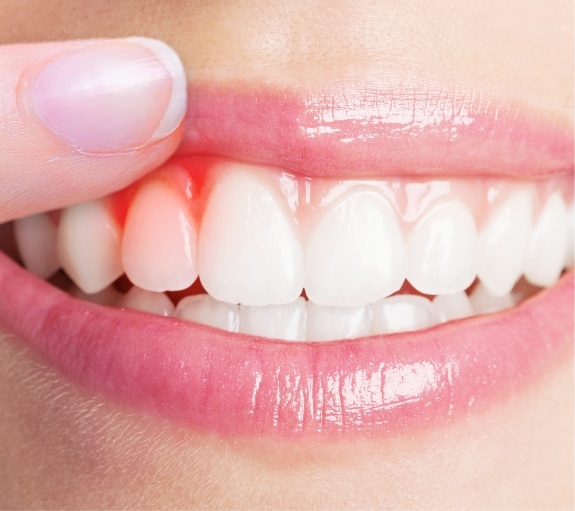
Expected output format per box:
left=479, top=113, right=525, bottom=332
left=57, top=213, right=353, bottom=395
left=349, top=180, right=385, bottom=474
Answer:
left=33, top=38, right=187, bottom=153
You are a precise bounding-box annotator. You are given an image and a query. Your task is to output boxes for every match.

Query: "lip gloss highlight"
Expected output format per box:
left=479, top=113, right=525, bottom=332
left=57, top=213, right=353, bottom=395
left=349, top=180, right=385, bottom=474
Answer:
left=179, top=82, right=573, bottom=177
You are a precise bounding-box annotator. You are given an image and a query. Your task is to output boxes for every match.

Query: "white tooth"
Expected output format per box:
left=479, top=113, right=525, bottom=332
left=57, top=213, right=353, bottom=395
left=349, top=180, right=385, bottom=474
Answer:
left=239, top=297, right=306, bottom=341
left=120, top=286, right=175, bottom=316
left=57, top=200, right=123, bottom=294
left=407, top=199, right=477, bottom=295
left=477, top=189, right=533, bottom=296
left=524, top=192, right=568, bottom=287
left=198, top=166, right=304, bottom=306
left=432, top=292, right=473, bottom=323
left=13, top=213, right=60, bottom=278
left=69, top=284, right=122, bottom=306
left=306, top=302, right=371, bottom=341
left=372, top=295, right=436, bottom=334
left=305, top=188, right=406, bottom=307
left=565, top=201, right=574, bottom=268
left=122, top=180, right=198, bottom=292
left=175, top=294, right=239, bottom=332
left=469, top=282, right=516, bottom=314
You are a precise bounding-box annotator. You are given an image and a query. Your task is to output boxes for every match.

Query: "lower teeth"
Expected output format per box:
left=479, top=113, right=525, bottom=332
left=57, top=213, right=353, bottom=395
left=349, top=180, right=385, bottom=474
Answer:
left=61, top=275, right=541, bottom=342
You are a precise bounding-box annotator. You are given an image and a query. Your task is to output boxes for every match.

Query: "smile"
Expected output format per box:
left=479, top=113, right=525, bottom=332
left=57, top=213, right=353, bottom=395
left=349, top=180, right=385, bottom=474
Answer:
left=0, top=82, right=573, bottom=437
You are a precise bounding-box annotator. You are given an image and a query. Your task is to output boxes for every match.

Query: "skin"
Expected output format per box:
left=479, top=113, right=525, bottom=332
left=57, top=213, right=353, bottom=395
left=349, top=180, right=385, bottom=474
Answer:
left=0, top=1, right=573, bottom=509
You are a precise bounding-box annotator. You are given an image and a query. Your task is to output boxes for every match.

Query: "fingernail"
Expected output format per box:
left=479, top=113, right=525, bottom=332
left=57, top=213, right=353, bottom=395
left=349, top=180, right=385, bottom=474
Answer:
left=34, top=38, right=187, bottom=153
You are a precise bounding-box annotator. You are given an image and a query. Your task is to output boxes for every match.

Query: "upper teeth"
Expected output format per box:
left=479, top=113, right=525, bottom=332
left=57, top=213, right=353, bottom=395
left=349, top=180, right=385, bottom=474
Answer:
left=11, top=158, right=574, bottom=341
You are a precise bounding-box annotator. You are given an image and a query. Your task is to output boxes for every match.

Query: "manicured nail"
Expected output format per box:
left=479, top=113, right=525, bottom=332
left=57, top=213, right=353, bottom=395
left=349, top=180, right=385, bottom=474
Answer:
left=33, top=38, right=186, bottom=153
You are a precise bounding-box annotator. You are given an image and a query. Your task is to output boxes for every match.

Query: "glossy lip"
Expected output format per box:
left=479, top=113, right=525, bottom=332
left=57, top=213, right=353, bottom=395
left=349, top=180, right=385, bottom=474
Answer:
left=0, top=252, right=572, bottom=437
left=1, top=83, right=574, bottom=438
left=178, top=82, right=574, bottom=177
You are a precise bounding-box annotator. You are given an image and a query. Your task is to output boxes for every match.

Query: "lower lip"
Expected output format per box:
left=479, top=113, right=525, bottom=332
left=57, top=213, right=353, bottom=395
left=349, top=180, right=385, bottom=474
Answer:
left=0, top=251, right=572, bottom=437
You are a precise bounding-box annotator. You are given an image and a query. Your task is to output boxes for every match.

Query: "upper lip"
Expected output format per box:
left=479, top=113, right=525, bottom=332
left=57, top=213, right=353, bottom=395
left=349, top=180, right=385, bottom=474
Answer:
left=1, top=81, right=573, bottom=438
left=177, top=81, right=574, bottom=178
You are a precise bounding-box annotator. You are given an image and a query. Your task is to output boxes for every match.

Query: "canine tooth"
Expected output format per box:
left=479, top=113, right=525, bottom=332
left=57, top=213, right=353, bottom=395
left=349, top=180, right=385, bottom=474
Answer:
left=372, top=295, right=436, bottom=334
left=175, top=294, right=239, bottom=332
left=407, top=199, right=477, bottom=295
left=432, top=292, right=473, bottom=323
left=120, top=286, right=175, bottom=316
left=240, top=297, right=306, bottom=341
left=58, top=200, right=123, bottom=294
left=13, top=213, right=60, bottom=278
left=122, top=180, right=198, bottom=292
left=306, top=302, right=371, bottom=341
left=469, top=283, right=516, bottom=314
left=524, top=192, right=568, bottom=287
left=305, top=188, right=406, bottom=307
left=198, top=166, right=304, bottom=305
left=477, top=190, right=533, bottom=296
left=566, top=201, right=574, bottom=268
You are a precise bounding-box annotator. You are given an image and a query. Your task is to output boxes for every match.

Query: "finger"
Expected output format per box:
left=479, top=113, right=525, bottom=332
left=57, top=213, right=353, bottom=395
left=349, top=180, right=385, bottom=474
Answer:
left=0, top=37, right=187, bottom=223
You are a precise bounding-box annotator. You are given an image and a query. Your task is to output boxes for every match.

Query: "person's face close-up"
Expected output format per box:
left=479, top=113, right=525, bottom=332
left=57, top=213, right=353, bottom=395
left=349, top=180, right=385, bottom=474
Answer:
left=0, top=1, right=573, bottom=509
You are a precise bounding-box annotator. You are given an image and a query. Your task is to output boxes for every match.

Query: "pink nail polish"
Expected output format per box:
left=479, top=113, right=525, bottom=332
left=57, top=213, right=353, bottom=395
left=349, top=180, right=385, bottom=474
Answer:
left=34, top=38, right=186, bottom=153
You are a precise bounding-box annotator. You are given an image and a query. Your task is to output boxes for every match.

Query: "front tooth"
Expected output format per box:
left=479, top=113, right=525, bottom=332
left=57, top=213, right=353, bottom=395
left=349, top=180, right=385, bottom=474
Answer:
left=407, top=199, right=477, bottom=295
left=305, top=188, right=406, bottom=306
left=432, top=292, right=473, bottom=323
left=524, top=192, right=568, bottom=287
left=122, top=180, right=198, bottom=292
left=13, top=213, right=60, bottom=278
left=57, top=200, right=123, bottom=294
left=469, top=282, right=516, bottom=314
left=371, top=295, right=436, bottom=334
left=306, top=302, right=371, bottom=341
left=198, top=165, right=304, bottom=306
left=565, top=201, right=574, bottom=268
left=477, top=189, right=533, bottom=296
left=175, top=294, right=239, bottom=332
left=119, top=286, right=175, bottom=316
left=240, top=297, right=306, bottom=341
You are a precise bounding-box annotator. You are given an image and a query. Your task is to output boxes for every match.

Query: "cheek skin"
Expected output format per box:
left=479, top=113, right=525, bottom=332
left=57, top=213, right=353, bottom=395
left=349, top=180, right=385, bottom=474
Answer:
left=0, top=330, right=572, bottom=509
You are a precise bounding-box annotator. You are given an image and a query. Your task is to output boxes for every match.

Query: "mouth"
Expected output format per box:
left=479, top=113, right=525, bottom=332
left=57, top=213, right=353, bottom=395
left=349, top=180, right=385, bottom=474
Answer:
left=0, top=81, right=573, bottom=438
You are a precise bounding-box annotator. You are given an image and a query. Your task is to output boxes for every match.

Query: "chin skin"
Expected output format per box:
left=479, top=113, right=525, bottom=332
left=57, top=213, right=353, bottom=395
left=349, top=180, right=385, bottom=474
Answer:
left=0, top=0, right=573, bottom=508
left=0, top=330, right=572, bottom=509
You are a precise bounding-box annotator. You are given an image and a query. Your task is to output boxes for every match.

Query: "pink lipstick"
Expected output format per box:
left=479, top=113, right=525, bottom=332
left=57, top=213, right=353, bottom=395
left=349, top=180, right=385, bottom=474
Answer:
left=0, top=83, right=573, bottom=438
left=178, top=82, right=573, bottom=177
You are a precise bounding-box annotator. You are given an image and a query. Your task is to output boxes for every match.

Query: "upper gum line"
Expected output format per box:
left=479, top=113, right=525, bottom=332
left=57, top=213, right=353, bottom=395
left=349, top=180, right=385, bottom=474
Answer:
left=10, top=156, right=574, bottom=341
